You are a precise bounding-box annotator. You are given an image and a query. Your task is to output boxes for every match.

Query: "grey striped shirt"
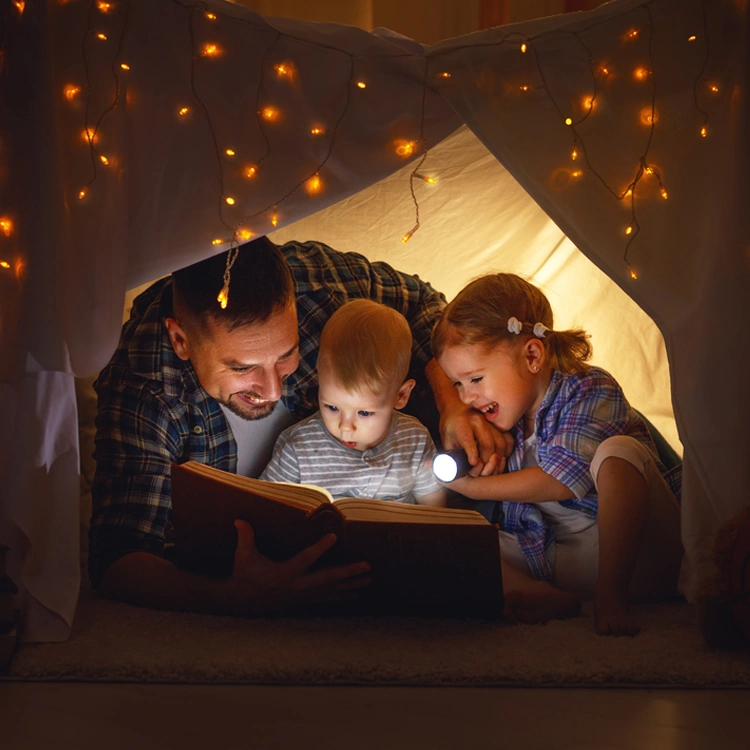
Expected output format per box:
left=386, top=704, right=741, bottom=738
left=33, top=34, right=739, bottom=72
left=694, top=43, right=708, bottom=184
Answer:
left=260, top=411, right=441, bottom=503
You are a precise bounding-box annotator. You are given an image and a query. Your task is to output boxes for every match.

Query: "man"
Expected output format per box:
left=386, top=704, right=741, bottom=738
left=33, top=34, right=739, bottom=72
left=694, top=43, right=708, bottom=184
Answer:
left=89, top=236, right=507, bottom=616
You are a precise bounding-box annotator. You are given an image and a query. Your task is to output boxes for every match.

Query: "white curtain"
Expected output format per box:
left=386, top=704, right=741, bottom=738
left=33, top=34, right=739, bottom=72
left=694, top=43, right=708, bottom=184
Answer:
left=0, top=0, right=746, bottom=642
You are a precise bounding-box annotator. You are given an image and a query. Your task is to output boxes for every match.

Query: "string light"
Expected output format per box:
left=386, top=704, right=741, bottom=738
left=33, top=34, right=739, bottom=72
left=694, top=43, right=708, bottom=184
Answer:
left=0, top=218, right=13, bottom=236
left=236, top=228, right=253, bottom=240
left=437, top=72, right=451, bottom=79
left=243, top=165, right=258, bottom=179
left=96, top=1, right=112, bottom=12
left=178, top=106, right=190, bottom=116
left=64, top=85, right=81, bottom=101
left=201, top=43, right=222, bottom=58
left=639, top=107, right=658, bottom=125
left=688, top=35, right=697, bottom=42
left=81, top=128, right=97, bottom=144
left=78, top=188, right=88, bottom=200
left=565, top=117, right=573, bottom=126
left=356, top=81, right=366, bottom=89
left=225, top=148, right=235, bottom=157
left=12, top=0, right=24, bottom=14
left=571, top=148, right=578, bottom=160
left=224, top=196, right=235, bottom=205
left=520, top=42, right=527, bottom=53
left=599, top=65, right=611, bottom=77
left=707, top=82, right=719, bottom=93
left=394, top=140, right=416, bottom=157
left=271, top=209, right=278, bottom=227
left=205, top=11, right=217, bottom=20
left=625, top=225, right=633, bottom=235
left=625, top=28, right=639, bottom=41
left=120, top=63, right=130, bottom=70
left=99, top=155, right=109, bottom=165
left=660, top=187, right=669, bottom=200
left=305, top=173, right=322, bottom=195
left=274, top=62, right=296, bottom=81
left=261, top=106, right=280, bottom=121
left=633, top=67, right=650, bottom=81
left=629, top=267, right=638, bottom=280
left=700, top=125, right=708, bottom=137
left=96, top=33, right=108, bottom=41
left=310, top=126, right=324, bottom=135
left=519, top=85, right=532, bottom=92
left=582, top=95, right=594, bottom=111
left=401, top=225, right=419, bottom=243
left=217, top=247, right=239, bottom=310
left=0, top=260, right=10, bottom=269
left=571, top=169, right=583, bottom=178
left=211, top=238, right=225, bottom=245
left=414, top=173, right=437, bottom=184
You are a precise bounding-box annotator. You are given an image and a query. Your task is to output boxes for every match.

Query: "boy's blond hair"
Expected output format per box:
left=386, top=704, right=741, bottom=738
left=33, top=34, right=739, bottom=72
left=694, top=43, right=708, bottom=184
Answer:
left=319, top=300, right=412, bottom=394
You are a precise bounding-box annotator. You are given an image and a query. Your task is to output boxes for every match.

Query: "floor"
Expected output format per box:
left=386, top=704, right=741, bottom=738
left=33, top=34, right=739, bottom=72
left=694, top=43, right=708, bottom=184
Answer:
left=1, top=683, right=748, bottom=749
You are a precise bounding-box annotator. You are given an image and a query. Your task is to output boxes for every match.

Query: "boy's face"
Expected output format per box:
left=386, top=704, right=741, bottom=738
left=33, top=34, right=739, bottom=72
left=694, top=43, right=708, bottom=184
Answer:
left=318, top=367, right=414, bottom=452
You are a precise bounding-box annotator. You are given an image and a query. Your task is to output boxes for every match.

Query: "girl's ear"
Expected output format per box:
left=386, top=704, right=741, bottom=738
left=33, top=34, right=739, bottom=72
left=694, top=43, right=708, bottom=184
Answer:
left=524, top=337, right=545, bottom=374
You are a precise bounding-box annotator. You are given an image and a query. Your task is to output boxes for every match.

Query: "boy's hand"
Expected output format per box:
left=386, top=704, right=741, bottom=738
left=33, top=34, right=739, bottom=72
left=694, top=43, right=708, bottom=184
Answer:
left=228, top=519, right=371, bottom=615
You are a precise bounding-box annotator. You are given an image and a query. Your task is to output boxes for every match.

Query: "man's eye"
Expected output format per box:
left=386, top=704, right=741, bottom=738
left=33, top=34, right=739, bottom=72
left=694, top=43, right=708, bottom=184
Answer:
left=358, top=410, right=373, bottom=418
left=232, top=366, right=250, bottom=373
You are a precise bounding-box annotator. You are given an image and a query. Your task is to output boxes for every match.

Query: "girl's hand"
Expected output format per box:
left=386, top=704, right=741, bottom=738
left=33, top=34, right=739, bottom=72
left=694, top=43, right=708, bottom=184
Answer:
left=440, top=403, right=513, bottom=474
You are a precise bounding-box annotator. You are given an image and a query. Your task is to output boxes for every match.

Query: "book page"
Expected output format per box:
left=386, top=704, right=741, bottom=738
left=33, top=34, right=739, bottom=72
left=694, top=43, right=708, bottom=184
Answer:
left=182, top=461, right=334, bottom=512
left=332, top=499, right=489, bottom=525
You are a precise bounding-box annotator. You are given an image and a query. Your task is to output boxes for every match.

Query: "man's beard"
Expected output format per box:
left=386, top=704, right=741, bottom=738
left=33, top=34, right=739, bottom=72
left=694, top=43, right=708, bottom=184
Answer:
left=223, top=393, right=278, bottom=421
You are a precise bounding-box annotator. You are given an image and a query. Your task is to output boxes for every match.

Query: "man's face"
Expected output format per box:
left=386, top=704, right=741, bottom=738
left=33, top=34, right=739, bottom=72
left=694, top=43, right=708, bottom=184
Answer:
left=169, top=304, right=300, bottom=420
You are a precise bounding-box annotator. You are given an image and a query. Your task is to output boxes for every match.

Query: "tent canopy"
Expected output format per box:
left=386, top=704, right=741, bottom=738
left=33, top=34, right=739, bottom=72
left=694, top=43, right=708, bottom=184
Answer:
left=0, top=0, right=747, bottom=642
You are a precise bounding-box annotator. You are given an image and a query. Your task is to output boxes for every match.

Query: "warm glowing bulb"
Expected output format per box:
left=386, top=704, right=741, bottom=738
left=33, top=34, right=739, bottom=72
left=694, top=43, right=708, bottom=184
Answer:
left=120, top=63, right=130, bottom=70
left=271, top=212, right=278, bottom=227
left=205, top=11, right=217, bottom=20
left=356, top=81, right=366, bottom=89
left=700, top=125, right=708, bottom=137
left=519, top=85, right=531, bottom=92
left=644, top=166, right=654, bottom=175
left=571, top=148, right=578, bottom=160
left=100, top=154, right=109, bottom=165
left=237, top=228, right=253, bottom=241
left=224, top=196, right=235, bottom=205
left=261, top=106, right=279, bottom=121
left=624, top=188, right=633, bottom=197
left=96, top=1, right=111, bottom=12
left=78, top=188, right=88, bottom=200
left=600, top=66, right=610, bottom=76
left=627, top=29, right=639, bottom=40
left=625, top=225, right=633, bottom=235
left=582, top=96, right=594, bottom=110
left=640, top=107, right=658, bottom=125
left=274, top=62, right=296, bottom=79
left=401, top=225, right=419, bottom=243
left=688, top=35, right=697, bottom=42
left=629, top=267, right=638, bottom=280
left=0, top=260, right=10, bottom=269
left=520, top=43, right=527, bottom=53
left=212, top=238, right=224, bottom=245
left=708, top=83, right=719, bottom=93
left=244, top=165, right=258, bottom=179
left=13, top=0, right=24, bottom=13
left=437, top=72, right=451, bottom=79
left=0, top=218, right=13, bottom=236
left=571, top=170, right=583, bottom=178
left=201, top=43, right=222, bottom=58
left=225, top=148, right=235, bottom=157
left=414, top=173, right=437, bottom=185
left=178, top=106, right=189, bottom=116
left=82, top=128, right=97, bottom=143
left=395, top=140, right=416, bottom=157
left=310, top=127, right=324, bottom=135
left=633, top=67, right=650, bottom=81
left=64, top=85, right=81, bottom=101
left=217, top=289, right=228, bottom=309
left=96, top=32, right=107, bottom=40
left=565, top=117, right=573, bottom=126
left=660, top=188, right=668, bottom=200
left=305, top=174, right=322, bottom=195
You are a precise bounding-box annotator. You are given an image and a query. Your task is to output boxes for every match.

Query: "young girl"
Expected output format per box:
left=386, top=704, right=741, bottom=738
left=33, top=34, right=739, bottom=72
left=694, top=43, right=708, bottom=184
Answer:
left=432, top=273, right=683, bottom=635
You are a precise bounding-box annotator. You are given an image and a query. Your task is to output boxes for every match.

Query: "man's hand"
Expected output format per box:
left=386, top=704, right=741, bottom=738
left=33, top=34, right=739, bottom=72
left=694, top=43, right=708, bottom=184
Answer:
left=227, top=519, right=371, bottom=615
left=439, top=401, right=513, bottom=477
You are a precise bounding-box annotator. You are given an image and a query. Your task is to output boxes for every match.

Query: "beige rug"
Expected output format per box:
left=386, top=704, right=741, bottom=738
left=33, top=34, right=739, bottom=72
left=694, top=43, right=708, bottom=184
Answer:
left=5, top=589, right=750, bottom=687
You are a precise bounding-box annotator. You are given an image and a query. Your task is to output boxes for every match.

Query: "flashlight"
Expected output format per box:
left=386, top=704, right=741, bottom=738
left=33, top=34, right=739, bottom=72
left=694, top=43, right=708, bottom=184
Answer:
left=432, top=448, right=471, bottom=482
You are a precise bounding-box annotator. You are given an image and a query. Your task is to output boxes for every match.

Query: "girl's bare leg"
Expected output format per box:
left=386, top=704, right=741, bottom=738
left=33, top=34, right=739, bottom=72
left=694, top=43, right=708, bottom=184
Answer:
left=502, top=560, right=581, bottom=624
left=594, top=456, right=649, bottom=636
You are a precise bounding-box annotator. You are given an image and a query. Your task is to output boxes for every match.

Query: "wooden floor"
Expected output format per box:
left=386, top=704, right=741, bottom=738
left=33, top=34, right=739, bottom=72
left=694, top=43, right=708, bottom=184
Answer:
left=1, top=683, right=748, bottom=749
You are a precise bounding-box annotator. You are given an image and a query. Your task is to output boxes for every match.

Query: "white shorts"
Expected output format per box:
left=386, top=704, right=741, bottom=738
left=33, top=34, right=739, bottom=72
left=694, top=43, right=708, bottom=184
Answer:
left=498, top=435, right=683, bottom=601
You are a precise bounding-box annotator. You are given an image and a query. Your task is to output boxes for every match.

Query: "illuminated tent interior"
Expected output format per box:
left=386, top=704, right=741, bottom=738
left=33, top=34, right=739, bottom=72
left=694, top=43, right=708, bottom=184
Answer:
left=0, top=0, right=747, bottom=644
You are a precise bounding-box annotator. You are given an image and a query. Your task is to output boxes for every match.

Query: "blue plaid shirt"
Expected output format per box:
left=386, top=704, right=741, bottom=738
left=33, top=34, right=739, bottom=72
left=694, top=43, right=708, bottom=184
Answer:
left=88, top=240, right=446, bottom=587
left=500, top=367, right=681, bottom=581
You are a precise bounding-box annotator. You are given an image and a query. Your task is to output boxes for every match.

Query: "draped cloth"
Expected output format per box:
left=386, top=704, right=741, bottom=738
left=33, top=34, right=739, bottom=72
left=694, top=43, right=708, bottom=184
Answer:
left=0, top=0, right=746, bottom=641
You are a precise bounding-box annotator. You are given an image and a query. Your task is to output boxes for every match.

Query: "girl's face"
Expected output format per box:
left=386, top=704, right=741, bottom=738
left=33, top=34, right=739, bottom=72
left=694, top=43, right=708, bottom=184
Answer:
left=438, top=340, right=546, bottom=433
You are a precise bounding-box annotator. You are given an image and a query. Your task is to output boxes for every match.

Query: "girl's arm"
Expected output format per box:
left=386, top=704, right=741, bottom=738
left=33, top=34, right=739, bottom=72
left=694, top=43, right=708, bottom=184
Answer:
left=445, top=465, right=574, bottom=504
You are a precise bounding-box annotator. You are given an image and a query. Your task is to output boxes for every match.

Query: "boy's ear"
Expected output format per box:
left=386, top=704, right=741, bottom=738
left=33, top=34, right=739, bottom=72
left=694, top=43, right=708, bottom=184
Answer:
left=165, top=317, right=191, bottom=361
left=394, top=378, right=416, bottom=409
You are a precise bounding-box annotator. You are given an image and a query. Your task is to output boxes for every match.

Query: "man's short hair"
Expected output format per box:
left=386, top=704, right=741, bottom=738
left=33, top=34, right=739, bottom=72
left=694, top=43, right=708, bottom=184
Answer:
left=318, top=299, right=412, bottom=394
left=171, top=236, right=294, bottom=331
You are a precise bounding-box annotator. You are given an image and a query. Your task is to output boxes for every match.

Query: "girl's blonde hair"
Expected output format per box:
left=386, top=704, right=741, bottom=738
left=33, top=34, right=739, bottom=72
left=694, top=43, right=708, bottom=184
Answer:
left=319, top=299, right=412, bottom=394
left=431, top=273, right=592, bottom=375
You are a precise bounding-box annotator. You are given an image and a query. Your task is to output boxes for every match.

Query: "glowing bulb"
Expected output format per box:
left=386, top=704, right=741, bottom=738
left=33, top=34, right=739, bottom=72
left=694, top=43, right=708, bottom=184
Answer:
left=644, top=166, right=654, bottom=175
left=225, top=148, right=235, bottom=157
left=624, top=188, right=633, bottom=197
left=96, top=1, right=111, bottom=12
left=178, top=106, right=190, bottom=116
left=633, top=67, right=650, bottom=81
left=13, top=0, right=24, bottom=13
left=99, top=154, right=109, bottom=165
left=356, top=81, right=366, bottom=89
left=571, top=170, right=583, bottom=178
left=688, top=35, right=697, bottom=42
left=120, top=63, right=130, bottom=70
left=708, top=83, right=719, bottom=93
left=201, top=43, right=222, bottom=58
left=305, top=174, right=322, bottom=195
left=437, top=72, right=451, bottom=78
left=0, top=260, right=10, bottom=269
left=205, top=11, right=216, bottom=20
left=520, top=43, right=527, bottom=53
left=629, top=267, right=638, bottom=280
left=261, top=106, right=279, bottom=121
left=224, top=196, right=235, bottom=205
left=700, top=125, right=708, bottom=137
left=310, top=127, right=324, bottom=135
left=565, top=117, right=573, bottom=126
left=582, top=96, right=594, bottom=110
left=625, top=225, right=633, bottom=235
left=271, top=212, right=278, bottom=227
left=414, top=173, right=437, bottom=185
left=640, top=107, right=658, bottom=125
left=519, top=85, right=531, bottom=92
left=274, top=62, right=296, bottom=80
left=78, top=187, right=88, bottom=200
left=571, top=148, right=578, bottom=160
left=236, top=228, right=253, bottom=241
left=395, top=140, right=416, bottom=157
left=626, top=28, right=639, bottom=40
left=96, top=32, right=107, bottom=41
left=660, top=187, right=668, bottom=200
left=600, top=66, right=610, bottom=76
left=401, top=225, right=419, bottom=243
left=217, top=288, right=228, bottom=309
left=211, top=238, right=224, bottom=245
left=243, top=165, right=258, bottom=179
left=81, top=128, right=97, bottom=144
left=0, top=218, right=13, bottom=236
left=64, top=85, right=81, bottom=101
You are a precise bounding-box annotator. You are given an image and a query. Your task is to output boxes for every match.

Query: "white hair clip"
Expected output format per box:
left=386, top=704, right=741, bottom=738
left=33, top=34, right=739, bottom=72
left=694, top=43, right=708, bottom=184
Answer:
left=507, top=317, right=523, bottom=335
left=532, top=322, right=549, bottom=338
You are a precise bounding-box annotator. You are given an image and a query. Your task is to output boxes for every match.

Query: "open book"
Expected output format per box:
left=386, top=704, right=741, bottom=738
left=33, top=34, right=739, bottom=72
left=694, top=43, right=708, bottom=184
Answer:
left=171, top=461, right=503, bottom=617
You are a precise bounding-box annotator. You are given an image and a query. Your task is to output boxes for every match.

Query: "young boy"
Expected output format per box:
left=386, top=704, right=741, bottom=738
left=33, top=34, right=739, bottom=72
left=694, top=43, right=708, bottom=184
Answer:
left=261, top=300, right=446, bottom=506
